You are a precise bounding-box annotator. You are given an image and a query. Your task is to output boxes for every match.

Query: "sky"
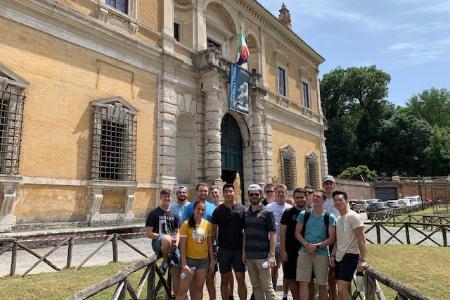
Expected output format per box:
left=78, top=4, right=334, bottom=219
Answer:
left=257, top=0, right=450, bottom=105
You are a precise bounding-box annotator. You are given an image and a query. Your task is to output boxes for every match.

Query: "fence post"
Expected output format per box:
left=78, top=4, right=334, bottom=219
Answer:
left=364, top=270, right=376, bottom=300
left=112, top=233, right=118, bottom=263
left=66, top=237, right=74, bottom=269
left=442, top=225, right=447, bottom=247
left=10, top=241, right=18, bottom=276
left=118, top=279, right=128, bottom=300
left=147, top=262, right=156, bottom=300
left=376, top=223, right=381, bottom=244
left=405, top=223, right=411, bottom=245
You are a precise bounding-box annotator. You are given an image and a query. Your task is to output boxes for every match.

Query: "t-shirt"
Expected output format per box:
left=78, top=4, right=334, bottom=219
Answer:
left=179, top=219, right=212, bottom=259
left=324, top=197, right=340, bottom=218
left=266, top=201, right=292, bottom=246
left=211, top=203, right=245, bottom=250
left=170, top=201, right=189, bottom=223
left=182, top=200, right=216, bottom=222
left=297, top=210, right=336, bottom=255
left=336, top=209, right=364, bottom=262
left=280, top=206, right=304, bottom=253
left=145, top=207, right=180, bottom=235
left=244, top=205, right=276, bottom=259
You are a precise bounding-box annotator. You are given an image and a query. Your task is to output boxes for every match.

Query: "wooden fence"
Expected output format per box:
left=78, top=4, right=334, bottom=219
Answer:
left=70, top=255, right=171, bottom=300
left=364, top=221, right=448, bottom=247
left=363, top=267, right=431, bottom=300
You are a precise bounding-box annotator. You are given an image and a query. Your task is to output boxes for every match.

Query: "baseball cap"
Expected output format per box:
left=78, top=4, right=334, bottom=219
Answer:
left=247, top=184, right=262, bottom=192
left=323, top=175, right=335, bottom=183
left=176, top=186, right=188, bottom=192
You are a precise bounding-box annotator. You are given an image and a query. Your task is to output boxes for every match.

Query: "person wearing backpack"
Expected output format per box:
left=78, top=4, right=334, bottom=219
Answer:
left=295, top=190, right=336, bottom=300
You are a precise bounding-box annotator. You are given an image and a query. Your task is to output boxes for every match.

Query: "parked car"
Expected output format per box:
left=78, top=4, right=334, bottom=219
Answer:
left=404, top=195, right=423, bottom=206
left=385, top=200, right=400, bottom=209
left=398, top=198, right=416, bottom=207
left=367, top=202, right=390, bottom=219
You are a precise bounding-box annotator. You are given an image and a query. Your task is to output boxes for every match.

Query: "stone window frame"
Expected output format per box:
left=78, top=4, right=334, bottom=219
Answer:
left=302, top=81, right=310, bottom=109
left=91, top=97, right=137, bottom=182
left=277, top=65, right=288, bottom=98
left=306, top=152, right=319, bottom=189
left=94, top=0, right=139, bottom=34
left=0, top=65, right=28, bottom=176
left=280, top=145, right=296, bottom=191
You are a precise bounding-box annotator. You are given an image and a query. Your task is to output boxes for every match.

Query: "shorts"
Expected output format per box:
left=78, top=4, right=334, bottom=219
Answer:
left=151, top=239, right=162, bottom=254
left=334, top=253, right=359, bottom=282
left=186, top=257, right=210, bottom=270
left=217, top=248, right=246, bottom=274
left=297, top=252, right=329, bottom=286
left=282, top=251, right=298, bottom=280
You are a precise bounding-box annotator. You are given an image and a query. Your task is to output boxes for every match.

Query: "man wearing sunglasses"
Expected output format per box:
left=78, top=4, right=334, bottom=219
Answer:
left=243, top=184, right=277, bottom=300
left=262, top=183, right=275, bottom=206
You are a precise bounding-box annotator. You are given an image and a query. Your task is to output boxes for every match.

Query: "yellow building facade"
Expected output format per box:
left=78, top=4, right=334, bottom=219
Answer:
left=0, top=0, right=327, bottom=231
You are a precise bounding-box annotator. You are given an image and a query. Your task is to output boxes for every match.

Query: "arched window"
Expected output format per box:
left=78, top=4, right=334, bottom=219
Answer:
left=306, top=152, right=319, bottom=189
left=91, top=98, right=137, bottom=181
left=176, top=114, right=196, bottom=183
left=280, top=145, right=296, bottom=190
left=0, top=65, right=27, bottom=175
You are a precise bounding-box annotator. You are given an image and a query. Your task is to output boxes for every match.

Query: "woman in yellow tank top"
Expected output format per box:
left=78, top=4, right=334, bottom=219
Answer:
left=176, top=201, right=214, bottom=300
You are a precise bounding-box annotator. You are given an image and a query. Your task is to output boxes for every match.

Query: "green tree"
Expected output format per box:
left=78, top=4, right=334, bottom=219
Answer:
left=321, top=65, right=391, bottom=174
left=338, top=165, right=377, bottom=181
left=425, top=126, right=450, bottom=175
left=403, top=88, right=450, bottom=128
left=374, top=111, right=432, bottom=175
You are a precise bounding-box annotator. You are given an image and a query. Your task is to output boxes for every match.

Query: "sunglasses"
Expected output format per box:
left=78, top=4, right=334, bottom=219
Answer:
left=266, top=190, right=274, bottom=193
left=306, top=191, right=314, bottom=194
left=249, top=193, right=260, bottom=197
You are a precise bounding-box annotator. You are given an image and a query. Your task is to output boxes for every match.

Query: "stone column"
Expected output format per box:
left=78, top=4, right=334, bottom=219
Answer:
left=259, top=29, right=268, bottom=87
left=0, top=182, right=20, bottom=232
left=159, top=81, right=178, bottom=187
left=264, top=118, right=274, bottom=183
left=202, top=73, right=223, bottom=186
left=251, top=108, right=265, bottom=184
left=162, top=0, right=175, bottom=53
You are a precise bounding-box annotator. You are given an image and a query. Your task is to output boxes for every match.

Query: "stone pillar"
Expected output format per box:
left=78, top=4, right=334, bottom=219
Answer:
left=320, top=132, right=329, bottom=177
left=264, top=118, right=274, bottom=183
left=159, top=81, right=178, bottom=187
left=251, top=108, right=265, bottom=184
left=259, top=29, right=268, bottom=87
left=202, top=73, right=223, bottom=186
left=162, top=0, right=175, bottom=52
left=195, top=3, right=207, bottom=51
left=0, top=182, right=20, bottom=232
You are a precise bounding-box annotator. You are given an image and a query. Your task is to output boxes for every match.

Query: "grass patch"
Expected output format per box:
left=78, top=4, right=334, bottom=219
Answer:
left=368, top=244, right=449, bottom=299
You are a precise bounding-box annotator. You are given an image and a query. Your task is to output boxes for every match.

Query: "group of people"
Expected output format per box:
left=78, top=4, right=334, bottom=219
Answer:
left=144, top=175, right=367, bottom=300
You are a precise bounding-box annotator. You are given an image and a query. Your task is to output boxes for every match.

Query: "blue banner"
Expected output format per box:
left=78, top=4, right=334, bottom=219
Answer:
left=229, top=64, right=250, bottom=114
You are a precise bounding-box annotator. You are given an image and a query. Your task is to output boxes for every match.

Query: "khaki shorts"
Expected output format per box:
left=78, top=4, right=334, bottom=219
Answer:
left=297, top=252, right=329, bottom=285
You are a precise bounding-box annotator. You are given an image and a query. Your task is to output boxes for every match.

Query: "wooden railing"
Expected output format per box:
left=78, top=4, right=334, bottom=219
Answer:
left=0, top=231, right=148, bottom=277
left=364, top=267, right=431, bottom=300
left=364, top=222, right=448, bottom=247
left=70, top=255, right=172, bottom=300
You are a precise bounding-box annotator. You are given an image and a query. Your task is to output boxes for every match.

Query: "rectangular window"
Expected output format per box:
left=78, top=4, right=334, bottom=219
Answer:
left=302, top=82, right=310, bottom=108
left=207, top=38, right=222, bottom=51
left=106, top=0, right=128, bottom=14
left=278, top=67, right=286, bottom=97
left=174, top=23, right=180, bottom=41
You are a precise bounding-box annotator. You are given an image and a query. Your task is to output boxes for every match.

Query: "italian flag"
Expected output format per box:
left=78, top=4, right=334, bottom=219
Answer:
left=237, top=29, right=249, bottom=65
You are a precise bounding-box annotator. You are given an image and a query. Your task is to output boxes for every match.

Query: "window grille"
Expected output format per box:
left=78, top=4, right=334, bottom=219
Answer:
left=91, top=100, right=136, bottom=181
left=280, top=145, right=296, bottom=190
left=306, top=153, right=319, bottom=189
left=0, top=81, right=25, bottom=175
left=106, top=0, right=128, bottom=14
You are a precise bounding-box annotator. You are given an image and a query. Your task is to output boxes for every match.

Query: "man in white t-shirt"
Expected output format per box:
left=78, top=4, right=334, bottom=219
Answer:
left=266, top=184, right=292, bottom=296
left=330, top=190, right=367, bottom=300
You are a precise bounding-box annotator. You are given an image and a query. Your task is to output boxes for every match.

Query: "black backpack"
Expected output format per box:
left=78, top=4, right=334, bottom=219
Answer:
left=301, top=211, right=330, bottom=238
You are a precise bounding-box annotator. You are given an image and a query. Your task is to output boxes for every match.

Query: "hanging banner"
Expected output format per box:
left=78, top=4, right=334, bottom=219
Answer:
left=229, top=64, right=250, bottom=114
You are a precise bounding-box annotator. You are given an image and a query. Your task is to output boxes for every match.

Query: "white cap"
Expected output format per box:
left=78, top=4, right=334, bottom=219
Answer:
left=247, top=184, right=262, bottom=192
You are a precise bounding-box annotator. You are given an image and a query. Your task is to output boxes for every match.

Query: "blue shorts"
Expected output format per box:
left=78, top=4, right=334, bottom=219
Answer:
left=334, top=253, right=359, bottom=282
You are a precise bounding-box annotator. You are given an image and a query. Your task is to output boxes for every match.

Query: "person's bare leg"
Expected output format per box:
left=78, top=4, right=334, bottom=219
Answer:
left=270, top=266, right=278, bottom=292
left=229, top=272, right=235, bottom=298
left=160, top=235, right=173, bottom=263
left=171, top=267, right=181, bottom=297
left=318, top=285, right=328, bottom=300
left=283, top=278, right=289, bottom=298
left=221, top=272, right=232, bottom=300
left=175, top=269, right=193, bottom=300
left=288, top=279, right=299, bottom=300
left=299, top=282, right=309, bottom=300
left=337, top=280, right=352, bottom=300
left=328, top=269, right=337, bottom=300
left=235, top=272, right=247, bottom=300
left=193, top=269, right=208, bottom=300
left=309, top=281, right=316, bottom=300
left=206, top=271, right=216, bottom=299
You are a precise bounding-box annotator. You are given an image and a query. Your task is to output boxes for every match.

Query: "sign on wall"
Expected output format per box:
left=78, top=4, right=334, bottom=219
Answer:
left=229, top=64, right=250, bottom=114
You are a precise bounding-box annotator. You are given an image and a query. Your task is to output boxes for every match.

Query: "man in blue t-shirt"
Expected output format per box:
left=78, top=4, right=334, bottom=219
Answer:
left=181, top=183, right=216, bottom=222
left=295, top=190, right=336, bottom=300
left=170, top=186, right=189, bottom=222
